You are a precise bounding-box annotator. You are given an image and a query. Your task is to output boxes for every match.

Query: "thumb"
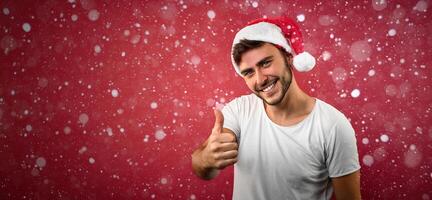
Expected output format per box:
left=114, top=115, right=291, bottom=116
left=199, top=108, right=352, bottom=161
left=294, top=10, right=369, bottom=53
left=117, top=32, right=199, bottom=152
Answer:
left=213, top=109, right=224, bottom=134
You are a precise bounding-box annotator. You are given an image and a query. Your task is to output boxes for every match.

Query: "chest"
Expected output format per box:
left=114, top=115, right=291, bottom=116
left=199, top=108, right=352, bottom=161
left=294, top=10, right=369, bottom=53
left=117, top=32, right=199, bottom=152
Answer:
left=237, top=117, right=327, bottom=181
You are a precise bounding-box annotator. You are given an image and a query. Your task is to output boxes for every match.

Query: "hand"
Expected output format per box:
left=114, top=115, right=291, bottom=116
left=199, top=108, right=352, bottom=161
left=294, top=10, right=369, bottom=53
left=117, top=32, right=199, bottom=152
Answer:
left=201, top=109, right=238, bottom=170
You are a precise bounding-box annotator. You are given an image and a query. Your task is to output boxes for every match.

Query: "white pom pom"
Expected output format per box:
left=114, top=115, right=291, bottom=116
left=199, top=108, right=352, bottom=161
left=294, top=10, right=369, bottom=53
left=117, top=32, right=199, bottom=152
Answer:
left=293, top=52, right=316, bottom=72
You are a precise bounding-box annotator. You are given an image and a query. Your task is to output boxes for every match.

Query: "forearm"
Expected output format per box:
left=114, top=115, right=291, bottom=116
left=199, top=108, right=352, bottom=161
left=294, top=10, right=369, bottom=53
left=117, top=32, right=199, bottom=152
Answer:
left=191, top=123, right=238, bottom=180
left=332, top=170, right=361, bottom=200
left=191, top=147, right=220, bottom=180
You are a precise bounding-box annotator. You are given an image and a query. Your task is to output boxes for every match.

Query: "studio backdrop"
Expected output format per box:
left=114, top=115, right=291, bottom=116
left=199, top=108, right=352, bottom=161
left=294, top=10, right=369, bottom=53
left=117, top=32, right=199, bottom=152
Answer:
left=0, top=0, right=431, bottom=199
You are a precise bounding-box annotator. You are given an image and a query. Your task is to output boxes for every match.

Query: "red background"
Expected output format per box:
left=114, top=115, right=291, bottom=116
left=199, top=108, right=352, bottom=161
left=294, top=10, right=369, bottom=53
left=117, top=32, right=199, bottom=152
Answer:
left=1, top=0, right=431, bottom=199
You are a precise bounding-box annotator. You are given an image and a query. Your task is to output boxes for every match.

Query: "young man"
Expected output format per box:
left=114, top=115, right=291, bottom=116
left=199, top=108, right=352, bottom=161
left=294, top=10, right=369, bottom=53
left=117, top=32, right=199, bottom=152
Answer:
left=192, top=17, right=361, bottom=200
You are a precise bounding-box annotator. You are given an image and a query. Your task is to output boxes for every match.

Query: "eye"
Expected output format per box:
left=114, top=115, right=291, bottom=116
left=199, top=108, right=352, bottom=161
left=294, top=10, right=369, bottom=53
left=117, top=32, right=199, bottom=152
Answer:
left=242, top=70, right=254, bottom=77
left=262, top=60, right=272, bottom=67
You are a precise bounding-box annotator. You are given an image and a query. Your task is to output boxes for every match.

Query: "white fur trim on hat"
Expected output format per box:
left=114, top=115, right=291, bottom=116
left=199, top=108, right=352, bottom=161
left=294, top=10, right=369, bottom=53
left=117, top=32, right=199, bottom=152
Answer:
left=231, top=22, right=292, bottom=75
left=231, top=20, right=316, bottom=76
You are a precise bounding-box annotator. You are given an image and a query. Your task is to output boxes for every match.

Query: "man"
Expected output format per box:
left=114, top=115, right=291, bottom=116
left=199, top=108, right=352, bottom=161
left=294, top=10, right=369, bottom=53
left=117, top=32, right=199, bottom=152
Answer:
left=191, top=17, right=361, bottom=200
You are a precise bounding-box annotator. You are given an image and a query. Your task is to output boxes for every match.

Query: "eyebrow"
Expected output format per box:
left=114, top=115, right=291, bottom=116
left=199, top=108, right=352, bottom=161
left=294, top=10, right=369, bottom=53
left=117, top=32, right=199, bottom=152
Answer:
left=240, top=56, right=273, bottom=76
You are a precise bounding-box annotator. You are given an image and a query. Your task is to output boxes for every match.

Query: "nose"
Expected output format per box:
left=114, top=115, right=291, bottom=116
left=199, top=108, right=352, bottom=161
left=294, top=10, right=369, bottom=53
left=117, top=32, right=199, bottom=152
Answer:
left=255, top=69, right=268, bottom=88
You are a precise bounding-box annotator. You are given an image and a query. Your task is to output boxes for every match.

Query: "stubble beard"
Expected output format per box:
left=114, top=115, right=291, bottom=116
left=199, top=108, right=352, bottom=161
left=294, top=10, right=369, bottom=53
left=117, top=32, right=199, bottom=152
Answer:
left=254, top=55, right=293, bottom=106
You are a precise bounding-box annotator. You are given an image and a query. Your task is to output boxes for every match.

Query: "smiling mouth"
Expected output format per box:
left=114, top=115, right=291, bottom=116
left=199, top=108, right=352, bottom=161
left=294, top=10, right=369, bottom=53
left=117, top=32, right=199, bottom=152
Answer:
left=260, top=80, right=277, bottom=93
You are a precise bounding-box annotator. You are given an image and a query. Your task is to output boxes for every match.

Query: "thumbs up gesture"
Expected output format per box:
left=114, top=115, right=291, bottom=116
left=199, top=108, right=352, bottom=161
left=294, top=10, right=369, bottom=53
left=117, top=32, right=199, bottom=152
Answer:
left=199, top=109, right=239, bottom=170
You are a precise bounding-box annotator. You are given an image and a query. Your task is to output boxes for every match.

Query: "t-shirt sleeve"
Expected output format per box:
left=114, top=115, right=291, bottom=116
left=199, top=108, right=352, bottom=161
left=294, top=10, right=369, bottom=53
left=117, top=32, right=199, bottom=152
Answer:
left=325, top=114, right=361, bottom=178
left=221, top=98, right=241, bottom=141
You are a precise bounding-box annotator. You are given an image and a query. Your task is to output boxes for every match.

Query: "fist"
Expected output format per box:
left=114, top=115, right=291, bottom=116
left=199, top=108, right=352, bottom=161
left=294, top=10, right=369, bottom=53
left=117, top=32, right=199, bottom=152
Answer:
left=202, top=109, right=238, bottom=169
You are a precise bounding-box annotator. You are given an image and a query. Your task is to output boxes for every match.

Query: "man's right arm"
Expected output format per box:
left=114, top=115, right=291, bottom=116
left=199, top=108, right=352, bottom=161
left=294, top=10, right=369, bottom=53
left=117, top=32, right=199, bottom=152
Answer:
left=191, top=110, right=238, bottom=180
left=191, top=138, right=221, bottom=180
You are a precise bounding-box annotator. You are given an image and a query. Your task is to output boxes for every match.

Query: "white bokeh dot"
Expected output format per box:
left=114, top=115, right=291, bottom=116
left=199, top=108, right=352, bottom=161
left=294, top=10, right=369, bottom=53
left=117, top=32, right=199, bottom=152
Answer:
left=38, top=77, right=48, bottom=87
left=252, top=1, right=259, bottom=8
left=155, top=129, right=166, bottom=141
left=22, top=23, right=31, bottom=32
left=94, top=45, right=101, bottom=53
left=350, top=40, right=371, bottom=62
left=416, top=126, right=423, bottom=134
left=111, top=89, right=119, bottom=97
left=297, top=14, right=305, bottom=22
left=388, top=29, right=396, bottom=36
left=36, top=157, right=47, bottom=168
left=385, top=84, right=398, bottom=96
left=191, top=55, right=201, bottom=65
left=64, top=126, right=71, bottom=135
left=71, top=14, right=78, bottom=21
left=88, top=9, right=100, bottom=21
left=362, top=138, right=369, bottom=145
left=322, top=51, right=332, bottom=61
left=362, top=154, right=374, bottom=166
left=351, top=89, right=360, bottom=98
left=26, top=124, right=32, bottom=132
left=106, top=127, right=113, bottom=136
left=414, top=1, right=428, bottom=12
left=207, top=10, right=215, bottom=19
left=372, top=0, right=387, bottom=11
left=3, top=8, right=10, bottom=15
left=331, top=67, right=347, bottom=84
left=79, top=113, right=89, bottom=125
left=150, top=102, right=158, bottom=109
left=380, top=134, right=389, bottom=142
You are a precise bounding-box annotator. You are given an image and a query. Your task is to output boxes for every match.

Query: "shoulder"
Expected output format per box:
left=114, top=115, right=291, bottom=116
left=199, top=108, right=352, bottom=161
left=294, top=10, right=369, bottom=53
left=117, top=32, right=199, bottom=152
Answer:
left=225, top=93, right=259, bottom=108
left=235, top=93, right=259, bottom=103
left=222, top=93, right=260, bottom=121
left=315, top=99, right=351, bottom=130
left=316, top=99, right=348, bottom=120
left=316, top=99, right=357, bottom=152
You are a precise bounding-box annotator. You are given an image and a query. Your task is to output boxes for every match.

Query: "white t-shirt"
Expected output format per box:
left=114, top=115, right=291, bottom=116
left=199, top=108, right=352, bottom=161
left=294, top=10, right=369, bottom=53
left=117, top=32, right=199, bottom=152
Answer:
left=221, top=94, right=360, bottom=200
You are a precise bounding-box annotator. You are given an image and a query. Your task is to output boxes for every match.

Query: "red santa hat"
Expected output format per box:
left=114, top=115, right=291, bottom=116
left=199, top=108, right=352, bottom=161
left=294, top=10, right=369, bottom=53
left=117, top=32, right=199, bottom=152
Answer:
left=231, top=16, right=316, bottom=75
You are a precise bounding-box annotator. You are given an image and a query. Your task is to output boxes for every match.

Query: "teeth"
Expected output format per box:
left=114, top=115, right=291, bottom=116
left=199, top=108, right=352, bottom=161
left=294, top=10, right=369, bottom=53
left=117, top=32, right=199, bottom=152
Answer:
left=263, top=82, right=275, bottom=92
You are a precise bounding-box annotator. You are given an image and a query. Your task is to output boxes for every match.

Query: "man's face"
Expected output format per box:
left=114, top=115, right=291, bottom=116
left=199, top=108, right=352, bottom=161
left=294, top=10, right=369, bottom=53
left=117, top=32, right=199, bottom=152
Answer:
left=239, top=43, right=293, bottom=106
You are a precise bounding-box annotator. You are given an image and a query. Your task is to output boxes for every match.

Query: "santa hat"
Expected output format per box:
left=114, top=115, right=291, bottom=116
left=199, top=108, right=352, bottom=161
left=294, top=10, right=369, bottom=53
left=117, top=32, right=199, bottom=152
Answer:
left=231, top=16, right=316, bottom=75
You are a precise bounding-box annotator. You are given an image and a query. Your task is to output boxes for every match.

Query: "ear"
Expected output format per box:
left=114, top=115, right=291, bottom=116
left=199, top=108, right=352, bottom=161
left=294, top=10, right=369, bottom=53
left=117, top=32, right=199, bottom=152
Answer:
left=285, top=51, right=294, bottom=61
left=281, top=51, right=294, bottom=70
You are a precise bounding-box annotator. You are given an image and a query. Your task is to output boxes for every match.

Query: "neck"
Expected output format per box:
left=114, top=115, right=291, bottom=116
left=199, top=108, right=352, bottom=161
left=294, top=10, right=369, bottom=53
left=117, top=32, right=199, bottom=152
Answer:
left=264, top=77, right=315, bottom=125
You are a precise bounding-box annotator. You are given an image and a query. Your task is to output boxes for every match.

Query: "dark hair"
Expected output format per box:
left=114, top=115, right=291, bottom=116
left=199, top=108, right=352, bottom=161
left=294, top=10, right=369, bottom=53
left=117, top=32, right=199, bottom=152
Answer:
left=232, top=40, right=265, bottom=66
left=232, top=40, right=292, bottom=66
